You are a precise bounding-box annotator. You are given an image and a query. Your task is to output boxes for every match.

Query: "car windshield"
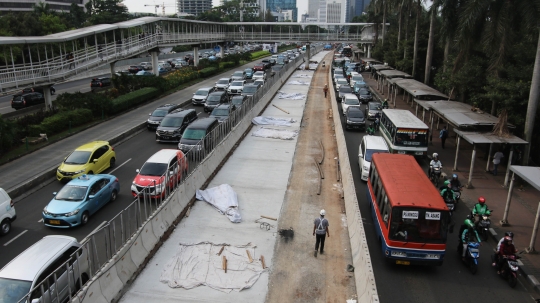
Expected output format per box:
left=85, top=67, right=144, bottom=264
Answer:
left=182, top=129, right=206, bottom=140
left=340, top=87, right=353, bottom=93
left=232, top=98, right=243, bottom=105
left=369, top=103, right=382, bottom=110
left=139, top=162, right=168, bottom=176
left=365, top=149, right=388, bottom=162
left=389, top=207, right=449, bottom=244
left=231, top=81, right=244, bottom=87
left=352, top=75, right=364, bottom=82
left=254, top=72, right=264, bottom=76
left=347, top=110, right=364, bottom=118
left=160, top=117, right=183, bottom=127
left=65, top=151, right=91, bottom=165
left=243, top=86, right=257, bottom=93
left=195, top=89, right=209, bottom=96
left=152, top=109, right=168, bottom=117
left=0, top=278, right=33, bottom=303
left=55, top=185, right=88, bottom=201
left=337, top=79, right=348, bottom=85
left=359, top=89, right=370, bottom=95
left=207, top=95, right=222, bottom=102
left=211, top=109, right=229, bottom=117
left=245, top=69, right=253, bottom=73
left=344, top=98, right=360, bottom=105
left=233, top=72, right=244, bottom=77
left=217, top=79, right=229, bottom=84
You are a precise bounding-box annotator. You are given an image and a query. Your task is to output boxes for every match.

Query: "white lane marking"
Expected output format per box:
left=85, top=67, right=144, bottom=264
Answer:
left=109, top=158, right=131, bottom=174
left=4, top=230, right=28, bottom=246
left=81, top=221, right=108, bottom=243
left=0, top=105, right=11, bottom=110
left=38, top=219, right=43, bottom=223
left=197, top=112, right=203, bottom=115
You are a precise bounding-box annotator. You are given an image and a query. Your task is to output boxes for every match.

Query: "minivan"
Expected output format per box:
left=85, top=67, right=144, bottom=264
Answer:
left=0, top=188, right=16, bottom=235
left=0, top=235, right=89, bottom=303
left=358, top=136, right=389, bottom=181
left=178, top=118, right=219, bottom=156
left=156, top=109, right=197, bottom=143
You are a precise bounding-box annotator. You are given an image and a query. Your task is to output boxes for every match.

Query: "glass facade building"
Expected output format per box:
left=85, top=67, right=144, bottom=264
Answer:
left=266, top=0, right=298, bottom=22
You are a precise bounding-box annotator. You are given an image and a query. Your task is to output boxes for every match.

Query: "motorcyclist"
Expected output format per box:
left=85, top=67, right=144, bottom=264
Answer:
left=429, top=153, right=442, bottom=180
left=493, top=231, right=515, bottom=267
left=472, top=196, right=489, bottom=225
left=382, top=98, right=389, bottom=109
left=367, top=123, right=375, bottom=135
left=496, top=236, right=518, bottom=274
left=460, top=218, right=482, bottom=261
left=440, top=180, right=456, bottom=203
left=450, top=174, right=463, bottom=191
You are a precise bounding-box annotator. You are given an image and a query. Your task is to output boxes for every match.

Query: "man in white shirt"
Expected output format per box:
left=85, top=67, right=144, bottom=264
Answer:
left=492, top=149, right=504, bottom=176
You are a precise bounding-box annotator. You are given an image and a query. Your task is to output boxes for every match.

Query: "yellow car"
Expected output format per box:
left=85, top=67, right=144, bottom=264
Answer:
left=57, top=141, right=116, bottom=182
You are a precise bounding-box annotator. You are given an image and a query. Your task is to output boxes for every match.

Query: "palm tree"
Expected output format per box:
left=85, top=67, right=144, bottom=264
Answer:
left=424, top=0, right=439, bottom=84
left=438, top=0, right=460, bottom=73
left=411, top=0, right=422, bottom=78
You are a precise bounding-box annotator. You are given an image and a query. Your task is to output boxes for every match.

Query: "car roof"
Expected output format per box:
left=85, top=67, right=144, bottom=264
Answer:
left=146, top=149, right=180, bottom=164
left=363, top=135, right=389, bottom=151
left=218, top=78, right=230, bottom=81
left=67, top=174, right=110, bottom=186
left=197, top=87, right=212, bottom=91
left=244, top=84, right=259, bottom=88
left=347, top=106, right=362, bottom=112
left=166, top=108, right=194, bottom=117
left=156, top=104, right=178, bottom=109
left=344, top=93, right=359, bottom=99
left=75, top=141, right=110, bottom=152
left=0, top=235, right=79, bottom=282
left=215, top=104, right=233, bottom=109
left=209, top=91, right=226, bottom=96
left=186, top=117, right=218, bottom=129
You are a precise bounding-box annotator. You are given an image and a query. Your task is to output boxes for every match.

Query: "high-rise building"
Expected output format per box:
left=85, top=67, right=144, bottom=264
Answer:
left=350, top=0, right=370, bottom=18
left=318, top=0, right=326, bottom=23
left=0, top=0, right=89, bottom=12
left=177, top=0, right=212, bottom=16
left=266, top=0, right=297, bottom=22
left=326, top=0, right=343, bottom=23
left=308, top=0, right=319, bottom=19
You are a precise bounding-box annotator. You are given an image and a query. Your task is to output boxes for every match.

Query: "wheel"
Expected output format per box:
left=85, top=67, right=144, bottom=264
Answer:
left=80, top=211, right=89, bottom=225
left=110, top=157, right=116, bottom=168
left=470, top=262, right=478, bottom=275
left=110, top=190, right=118, bottom=202
left=508, top=273, right=517, bottom=288
left=434, top=176, right=439, bottom=187
left=0, top=219, right=11, bottom=235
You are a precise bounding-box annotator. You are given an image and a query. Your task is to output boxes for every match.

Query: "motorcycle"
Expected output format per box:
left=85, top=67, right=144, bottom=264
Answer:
left=498, top=254, right=520, bottom=288
left=431, top=166, right=442, bottom=187
left=474, top=211, right=492, bottom=241
left=322, top=61, right=326, bottom=67
left=443, top=196, right=455, bottom=216
left=458, top=241, right=480, bottom=274
left=452, top=186, right=462, bottom=203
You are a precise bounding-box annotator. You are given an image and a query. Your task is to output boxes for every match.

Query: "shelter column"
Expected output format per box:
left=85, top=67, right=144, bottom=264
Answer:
left=306, top=43, right=311, bottom=62
left=526, top=202, right=540, bottom=253
left=110, top=61, right=116, bottom=77
left=504, top=149, right=514, bottom=187
left=500, top=172, right=514, bottom=226
left=486, top=143, right=493, bottom=172
left=367, top=44, right=371, bottom=58
left=429, top=111, right=434, bottom=145
left=193, top=46, right=199, bottom=67
left=453, top=135, right=461, bottom=171
left=150, top=51, right=159, bottom=76
left=466, top=144, right=476, bottom=188
left=219, top=44, right=224, bottom=58
left=43, top=86, right=53, bottom=111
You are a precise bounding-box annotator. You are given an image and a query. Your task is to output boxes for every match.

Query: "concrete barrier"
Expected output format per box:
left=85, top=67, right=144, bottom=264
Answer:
left=328, top=66, right=380, bottom=303
left=140, top=220, right=158, bottom=251
left=112, top=244, right=138, bottom=285
left=129, top=233, right=149, bottom=267
left=96, top=262, right=125, bottom=302
left=79, top=278, right=108, bottom=303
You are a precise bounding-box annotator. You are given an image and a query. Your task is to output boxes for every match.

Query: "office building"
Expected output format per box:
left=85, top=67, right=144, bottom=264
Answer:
left=266, top=0, right=297, bottom=22
left=318, top=0, right=326, bottom=23
left=326, top=0, right=343, bottom=23
left=308, top=0, right=319, bottom=19
left=177, top=0, right=212, bottom=16
left=350, top=0, right=370, bottom=19
left=0, top=0, right=88, bottom=12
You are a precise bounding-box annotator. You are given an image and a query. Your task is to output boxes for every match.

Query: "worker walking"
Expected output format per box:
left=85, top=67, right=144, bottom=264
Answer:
left=323, top=84, right=329, bottom=98
left=313, top=209, right=330, bottom=257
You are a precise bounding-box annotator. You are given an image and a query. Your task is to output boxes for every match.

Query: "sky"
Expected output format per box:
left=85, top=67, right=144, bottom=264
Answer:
left=121, top=0, right=308, bottom=21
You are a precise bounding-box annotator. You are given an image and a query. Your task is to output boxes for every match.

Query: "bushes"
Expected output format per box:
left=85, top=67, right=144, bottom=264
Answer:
left=199, top=67, right=218, bottom=77
left=55, top=92, right=112, bottom=118
left=0, top=115, right=18, bottom=157
left=220, top=61, right=236, bottom=69
left=112, top=73, right=167, bottom=94
left=29, top=109, right=93, bottom=136
left=251, top=50, right=270, bottom=60
left=163, top=68, right=199, bottom=90
left=111, top=87, right=160, bottom=114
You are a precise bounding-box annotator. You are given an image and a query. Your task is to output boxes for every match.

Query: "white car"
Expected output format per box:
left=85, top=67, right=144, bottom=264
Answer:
left=350, top=73, right=364, bottom=87
left=0, top=188, right=16, bottom=235
left=253, top=79, right=265, bottom=87
left=192, top=87, right=214, bottom=105
left=157, top=61, right=172, bottom=71
left=252, top=71, right=266, bottom=81
left=139, top=62, right=152, bottom=70
left=341, top=94, right=360, bottom=115
left=214, top=78, right=231, bottom=90
left=228, top=80, right=246, bottom=95
left=335, top=78, right=349, bottom=91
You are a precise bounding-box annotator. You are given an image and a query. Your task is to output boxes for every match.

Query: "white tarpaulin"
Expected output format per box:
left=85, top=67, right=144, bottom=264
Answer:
left=277, top=91, right=306, bottom=100
left=196, top=184, right=241, bottom=223
left=252, top=127, right=298, bottom=140
left=160, top=242, right=266, bottom=293
left=252, top=116, right=297, bottom=126
left=291, top=73, right=313, bottom=78
left=287, top=80, right=310, bottom=85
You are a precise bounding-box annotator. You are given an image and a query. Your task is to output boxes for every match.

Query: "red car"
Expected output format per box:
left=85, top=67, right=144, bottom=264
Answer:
left=253, top=64, right=265, bottom=72
left=131, top=149, right=188, bottom=199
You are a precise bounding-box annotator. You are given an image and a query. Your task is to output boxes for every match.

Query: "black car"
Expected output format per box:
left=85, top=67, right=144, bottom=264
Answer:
left=241, top=84, right=260, bottom=98
left=20, top=86, right=55, bottom=95
left=338, top=86, right=353, bottom=102
left=11, top=92, right=44, bottom=110
left=344, top=106, right=366, bottom=130
left=178, top=117, right=219, bottom=155
left=128, top=65, right=144, bottom=74
left=261, top=59, right=272, bottom=69
left=210, top=104, right=236, bottom=123
left=147, top=104, right=183, bottom=130
left=358, top=88, right=373, bottom=103
left=268, top=59, right=276, bottom=66
left=155, top=109, right=198, bottom=143
left=204, top=91, right=229, bottom=113
left=91, top=77, right=111, bottom=88
left=231, top=95, right=248, bottom=107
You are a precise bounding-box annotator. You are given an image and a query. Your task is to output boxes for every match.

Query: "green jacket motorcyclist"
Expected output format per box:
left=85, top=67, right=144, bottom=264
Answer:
left=440, top=180, right=456, bottom=202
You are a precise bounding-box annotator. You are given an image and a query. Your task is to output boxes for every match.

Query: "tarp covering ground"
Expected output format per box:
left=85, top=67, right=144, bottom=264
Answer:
left=196, top=184, right=241, bottom=223
left=252, top=116, right=297, bottom=126
left=252, top=127, right=298, bottom=140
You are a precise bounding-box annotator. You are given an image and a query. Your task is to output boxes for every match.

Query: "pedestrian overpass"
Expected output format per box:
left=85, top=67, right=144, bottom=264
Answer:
left=0, top=17, right=376, bottom=99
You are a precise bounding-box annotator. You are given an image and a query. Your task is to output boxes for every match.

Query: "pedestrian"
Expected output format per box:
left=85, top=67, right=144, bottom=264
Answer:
left=492, top=149, right=505, bottom=176
left=68, top=53, right=75, bottom=69
left=313, top=209, right=330, bottom=257
left=374, top=112, right=381, bottom=130
left=323, top=84, right=329, bottom=98
left=439, top=126, right=449, bottom=149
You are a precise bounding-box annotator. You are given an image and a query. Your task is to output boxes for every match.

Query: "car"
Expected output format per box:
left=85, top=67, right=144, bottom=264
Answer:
left=366, top=101, right=383, bottom=120
left=43, top=174, right=120, bottom=227
left=231, top=95, right=248, bottom=106
left=253, top=79, right=265, bottom=87
left=128, top=65, right=144, bottom=74
left=231, top=70, right=246, bottom=81
left=19, top=86, right=55, bottom=95
left=252, top=71, right=266, bottom=81
left=358, top=88, right=373, bottom=103
left=333, top=73, right=346, bottom=85
left=139, top=62, right=152, bottom=70
left=253, top=64, right=265, bottom=72
left=210, top=104, right=236, bottom=123
left=147, top=104, right=183, bottom=130
left=228, top=80, right=246, bottom=95
left=136, top=71, right=154, bottom=76
left=245, top=68, right=254, bottom=79
left=204, top=91, right=229, bottom=113
left=338, top=85, right=354, bottom=102
left=335, top=78, right=349, bottom=91
left=345, top=106, right=366, bottom=130
left=158, top=61, right=172, bottom=71
left=350, top=73, right=364, bottom=87
left=178, top=118, right=219, bottom=155
left=90, top=77, right=112, bottom=88
left=11, top=92, right=44, bottom=110
left=215, top=78, right=232, bottom=90
left=268, top=58, right=276, bottom=66
left=0, top=188, right=16, bottom=235
left=56, top=141, right=116, bottom=182
left=131, top=149, right=188, bottom=199
left=272, top=64, right=283, bottom=74
left=341, top=94, right=361, bottom=115
left=155, top=109, right=197, bottom=143
left=241, top=84, right=260, bottom=98
left=115, top=70, right=131, bottom=77
left=261, top=59, right=272, bottom=68
left=0, top=235, right=89, bottom=303
left=192, top=87, right=215, bottom=105
left=353, top=81, right=369, bottom=94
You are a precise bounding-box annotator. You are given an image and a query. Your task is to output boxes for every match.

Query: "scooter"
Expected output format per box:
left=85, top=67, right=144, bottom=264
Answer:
left=474, top=211, right=492, bottom=241
left=458, top=241, right=480, bottom=274
left=498, top=254, right=520, bottom=288
left=452, top=186, right=462, bottom=203
left=444, top=197, right=456, bottom=216
left=322, top=61, right=326, bottom=67
left=431, top=166, right=442, bottom=187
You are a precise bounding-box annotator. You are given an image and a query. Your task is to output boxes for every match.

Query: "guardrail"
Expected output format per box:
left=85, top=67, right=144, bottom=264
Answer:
left=13, top=47, right=320, bottom=303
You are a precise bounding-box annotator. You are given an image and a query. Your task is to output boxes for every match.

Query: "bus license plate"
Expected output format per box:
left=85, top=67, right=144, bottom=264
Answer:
left=396, top=260, right=410, bottom=265
left=397, top=151, right=406, bottom=154
left=49, top=220, right=60, bottom=225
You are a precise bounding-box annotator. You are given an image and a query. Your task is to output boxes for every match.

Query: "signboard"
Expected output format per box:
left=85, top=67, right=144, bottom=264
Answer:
left=402, top=211, right=418, bottom=219
left=214, top=46, right=221, bottom=52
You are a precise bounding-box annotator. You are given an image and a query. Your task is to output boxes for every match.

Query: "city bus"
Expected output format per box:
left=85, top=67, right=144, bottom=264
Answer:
left=367, top=153, right=451, bottom=265
left=342, top=46, right=353, bottom=57
left=379, top=109, right=429, bottom=157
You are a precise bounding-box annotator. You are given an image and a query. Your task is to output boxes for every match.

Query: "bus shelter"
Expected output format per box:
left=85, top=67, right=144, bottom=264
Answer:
left=370, top=64, right=393, bottom=80
left=377, top=70, right=412, bottom=95
left=501, top=166, right=540, bottom=252
left=392, top=78, right=448, bottom=108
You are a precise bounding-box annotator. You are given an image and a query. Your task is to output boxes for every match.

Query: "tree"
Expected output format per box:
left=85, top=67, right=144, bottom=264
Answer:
left=85, top=0, right=129, bottom=25
left=39, top=14, right=67, bottom=35
left=33, top=1, right=52, bottom=16
left=66, top=3, right=87, bottom=28
left=411, top=0, right=422, bottom=78
left=424, top=0, right=438, bottom=84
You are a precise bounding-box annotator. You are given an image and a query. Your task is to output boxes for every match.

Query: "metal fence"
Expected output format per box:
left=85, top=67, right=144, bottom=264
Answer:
left=14, top=48, right=321, bottom=303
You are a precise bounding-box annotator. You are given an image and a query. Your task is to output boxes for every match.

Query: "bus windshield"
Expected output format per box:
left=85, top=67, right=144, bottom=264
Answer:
left=342, top=47, right=352, bottom=57
left=394, top=129, right=428, bottom=147
left=389, top=207, right=448, bottom=244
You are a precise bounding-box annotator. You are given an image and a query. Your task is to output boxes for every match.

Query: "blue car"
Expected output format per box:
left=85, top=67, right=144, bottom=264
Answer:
left=43, top=174, right=120, bottom=228
left=245, top=68, right=254, bottom=79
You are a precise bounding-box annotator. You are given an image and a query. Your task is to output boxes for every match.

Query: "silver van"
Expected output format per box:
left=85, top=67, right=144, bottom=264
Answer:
left=358, top=136, right=389, bottom=181
left=0, top=235, right=89, bottom=303
left=0, top=188, right=16, bottom=235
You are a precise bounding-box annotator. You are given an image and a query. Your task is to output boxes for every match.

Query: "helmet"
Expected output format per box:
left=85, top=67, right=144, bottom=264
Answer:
left=464, top=219, right=474, bottom=228
left=320, top=209, right=326, bottom=216
left=384, top=98, right=388, bottom=102
left=452, top=174, right=458, bottom=179
left=478, top=196, right=486, bottom=204
left=505, top=231, right=514, bottom=238
left=432, top=153, right=438, bottom=159
left=444, top=180, right=451, bottom=186
left=504, top=236, right=512, bottom=243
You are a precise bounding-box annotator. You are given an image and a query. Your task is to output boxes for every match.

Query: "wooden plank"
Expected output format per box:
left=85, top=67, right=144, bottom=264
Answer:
left=260, top=255, right=266, bottom=269
left=217, top=246, right=225, bottom=256
left=223, top=256, right=227, bottom=273
left=260, top=215, right=277, bottom=221
left=246, top=250, right=253, bottom=263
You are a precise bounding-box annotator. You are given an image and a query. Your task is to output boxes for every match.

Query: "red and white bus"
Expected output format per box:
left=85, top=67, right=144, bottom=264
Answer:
left=367, top=153, right=451, bottom=266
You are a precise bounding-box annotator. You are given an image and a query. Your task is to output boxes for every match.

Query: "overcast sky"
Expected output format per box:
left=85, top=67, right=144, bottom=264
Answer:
left=121, top=0, right=308, bottom=21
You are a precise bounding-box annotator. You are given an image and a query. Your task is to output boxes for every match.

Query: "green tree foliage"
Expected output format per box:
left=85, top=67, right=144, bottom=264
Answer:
left=85, top=0, right=129, bottom=25
left=39, top=14, right=67, bottom=35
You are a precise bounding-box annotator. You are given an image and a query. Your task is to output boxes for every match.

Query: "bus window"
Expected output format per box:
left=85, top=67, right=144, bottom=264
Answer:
left=389, top=208, right=448, bottom=243
left=379, top=195, right=387, bottom=215
left=382, top=199, right=391, bottom=227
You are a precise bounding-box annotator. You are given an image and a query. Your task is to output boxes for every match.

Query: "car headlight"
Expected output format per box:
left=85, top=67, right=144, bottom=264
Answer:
left=346, top=119, right=352, bottom=123
left=65, top=209, right=80, bottom=217
left=74, top=169, right=85, bottom=174
left=43, top=207, right=51, bottom=215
